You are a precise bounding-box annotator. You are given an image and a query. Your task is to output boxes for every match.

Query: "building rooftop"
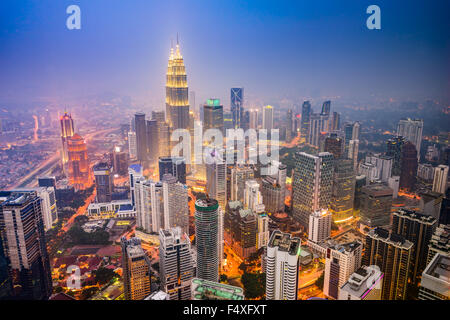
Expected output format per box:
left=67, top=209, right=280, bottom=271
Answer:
left=191, top=278, right=244, bottom=300
left=340, top=266, right=384, bottom=299
left=393, top=209, right=436, bottom=225
left=268, top=230, right=301, bottom=256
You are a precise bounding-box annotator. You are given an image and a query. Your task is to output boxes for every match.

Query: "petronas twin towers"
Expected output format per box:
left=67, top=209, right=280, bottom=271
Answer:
left=166, top=41, right=190, bottom=131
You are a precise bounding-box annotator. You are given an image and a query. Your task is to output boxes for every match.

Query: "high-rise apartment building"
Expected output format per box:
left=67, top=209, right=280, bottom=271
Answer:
left=363, top=228, right=413, bottom=300
left=397, top=118, right=423, bottom=159
left=292, top=152, right=334, bottom=229
left=392, top=209, right=437, bottom=285
left=426, top=224, right=449, bottom=265
left=161, top=174, right=189, bottom=235
left=418, top=254, right=449, bottom=300
left=93, top=162, right=114, bottom=203
left=121, top=237, right=151, bottom=300
left=323, top=241, right=362, bottom=299
left=308, top=209, right=332, bottom=243
left=159, top=227, right=194, bottom=300
left=433, top=165, right=449, bottom=194
left=195, top=198, right=219, bottom=282
left=262, top=105, right=274, bottom=131
left=266, top=231, right=301, bottom=300
left=36, top=187, right=58, bottom=231
left=0, top=191, right=52, bottom=300
left=231, top=166, right=254, bottom=204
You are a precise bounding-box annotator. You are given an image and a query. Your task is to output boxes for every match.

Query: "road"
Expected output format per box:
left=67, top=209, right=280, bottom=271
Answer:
left=62, top=191, right=96, bottom=232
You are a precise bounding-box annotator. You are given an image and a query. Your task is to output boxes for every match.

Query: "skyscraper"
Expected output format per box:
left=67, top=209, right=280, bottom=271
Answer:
left=195, top=198, right=219, bottom=282
left=203, top=99, right=224, bottom=135
left=134, top=178, right=163, bottom=233
left=308, top=209, right=332, bottom=243
left=0, top=191, right=52, bottom=300
left=392, top=209, right=437, bottom=286
left=121, top=237, right=151, bottom=300
left=36, top=186, right=58, bottom=231
left=93, top=162, right=114, bottom=203
left=249, top=109, right=258, bottom=129
left=166, top=42, right=190, bottom=131
left=231, top=166, right=254, bottom=204
left=244, top=180, right=265, bottom=214
left=159, top=227, right=194, bottom=300
left=286, top=109, right=293, bottom=142
left=348, top=139, right=359, bottom=171
left=432, top=165, right=449, bottom=194
left=205, top=149, right=227, bottom=210
left=363, top=228, right=413, bottom=300
left=110, top=146, right=129, bottom=176
left=386, top=136, right=406, bottom=176
left=330, top=159, right=356, bottom=223
left=262, top=105, right=274, bottom=131
left=128, top=164, right=143, bottom=207
left=134, top=112, right=147, bottom=162
left=323, top=241, right=362, bottom=299
left=261, top=176, right=283, bottom=214
left=344, top=122, right=360, bottom=155
left=324, top=133, right=344, bottom=159
left=397, top=118, right=423, bottom=160
left=321, top=100, right=331, bottom=115
left=158, top=156, right=186, bottom=184
left=146, top=119, right=159, bottom=164
left=0, top=235, right=13, bottom=299
left=292, top=152, right=334, bottom=229
left=60, top=111, right=74, bottom=166
left=230, top=88, right=244, bottom=129
left=162, top=174, right=189, bottom=235
left=360, top=183, right=393, bottom=228
left=399, top=141, right=418, bottom=191
left=266, top=230, right=301, bottom=300
left=128, top=131, right=137, bottom=159
left=67, top=133, right=91, bottom=191
left=300, top=101, right=311, bottom=140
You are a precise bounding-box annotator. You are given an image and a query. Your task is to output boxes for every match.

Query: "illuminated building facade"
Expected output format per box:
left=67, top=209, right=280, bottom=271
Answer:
left=266, top=230, right=300, bottom=300
left=330, top=159, right=356, bottom=223
left=121, top=237, right=151, bottom=300
left=93, top=162, right=114, bottom=203
left=359, top=183, right=393, bottom=228
left=59, top=111, right=74, bottom=165
left=399, top=141, right=418, bottom=191
left=363, top=228, right=413, bottom=300
left=166, top=42, right=190, bottom=131
left=159, top=227, right=194, bottom=300
left=230, top=88, right=244, bottom=129
left=67, top=133, right=91, bottom=191
left=301, top=101, right=311, bottom=140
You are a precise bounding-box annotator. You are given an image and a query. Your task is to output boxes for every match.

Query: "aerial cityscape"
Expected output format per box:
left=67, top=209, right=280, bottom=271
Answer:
left=0, top=0, right=449, bottom=306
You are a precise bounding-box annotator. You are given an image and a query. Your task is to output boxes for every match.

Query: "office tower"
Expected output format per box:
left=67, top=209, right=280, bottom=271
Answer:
left=110, top=146, right=128, bottom=176
left=397, top=118, right=423, bottom=159
left=244, top=180, right=265, bottom=214
left=159, top=227, right=194, bottom=300
left=157, top=121, right=171, bottom=158
left=348, top=139, right=359, bottom=170
left=256, top=213, right=269, bottom=249
left=223, top=112, right=234, bottom=131
left=363, top=228, right=413, bottom=300
left=158, top=156, right=186, bottom=184
left=206, top=149, right=227, bottom=210
left=224, top=201, right=257, bottom=259
left=67, top=133, right=91, bottom=191
left=0, top=236, right=13, bottom=299
left=292, top=152, right=334, bottom=229
left=388, top=176, right=400, bottom=198
left=261, top=176, right=283, bottom=214
left=121, top=237, right=151, bottom=300
left=195, top=198, right=219, bottom=282
left=286, top=109, right=293, bottom=142
left=418, top=254, right=449, bottom=300
left=59, top=111, right=74, bottom=165
left=146, top=119, right=159, bottom=163
left=392, top=209, right=437, bottom=285
left=360, top=184, right=393, bottom=228
left=308, top=113, right=321, bottom=147
left=324, top=133, right=343, bottom=159
left=128, top=131, right=137, bottom=159
left=166, top=42, right=190, bottom=131
left=262, top=105, right=274, bottom=131
left=0, top=191, right=52, bottom=299
left=93, top=162, right=114, bottom=203
left=300, top=101, right=311, bottom=140
left=338, top=265, right=383, bottom=300
left=189, top=91, right=196, bottom=118
left=344, top=122, right=360, bottom=154
left=418, top=163, right=435, bottom=182
left=358, top=162, right=379, bottom=183
left=386, top=136, right=406, bottom=176
left=419, top=190, right=443, bottom=221
left=433, top=165, right=449, bottom=194
left=152, top=110, right=165, bottom=123
left=161, top=174, right=189, bottom=235
left=354, top=175, right=366, bottom=210
left=248, top=109, right=258, bottom=130
left=399, top=141, right=418, bottom=191
left=241, top=110, right=250, bottom=131
left=365, top=154, right=393, bottom=182
left=134, top=178, right=163, bottom=233
left=134, top=112, right=147, bottom=162
left=231, top=166, right=254, bottom=203
left=427, top=224, right=450, bottom=265
left=330, top=159, right=356, bottom=223
left=191, top=278, right=245, bottom=300
left=38, top=176, right=56, bottom=188
left=203, top=99, right=224, bottom=135
left=128, top=164, right=143, bottom=207
left=308, top=209, right=332, bottom=243
left=266, top=231, right=301, bottom=300
left=323, top=241, right=362, bottom=299
left=331, top=111, right=340, bottom=131
left=36, top=187, right=58, bottom=231
left=230, top=88, right=244, bottom=129
left=321, top=100, right=331, bottom=115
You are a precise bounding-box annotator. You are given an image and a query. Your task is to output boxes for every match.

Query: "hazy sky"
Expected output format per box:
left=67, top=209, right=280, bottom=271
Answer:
left=0, top=0, right=449, bottom=109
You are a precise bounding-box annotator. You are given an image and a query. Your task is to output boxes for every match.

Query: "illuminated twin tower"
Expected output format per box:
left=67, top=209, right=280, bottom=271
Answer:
left=166, top=40, right=190, bottom=131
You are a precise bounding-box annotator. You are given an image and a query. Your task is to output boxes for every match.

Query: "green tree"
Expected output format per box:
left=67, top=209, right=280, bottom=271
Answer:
left=94, top=267, right=118, bottom=285
left=219, top=274, right=228, bottom=283
left=241, top=272, right=265, bottom=299
left=315, top=273, right=324, bottom=290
